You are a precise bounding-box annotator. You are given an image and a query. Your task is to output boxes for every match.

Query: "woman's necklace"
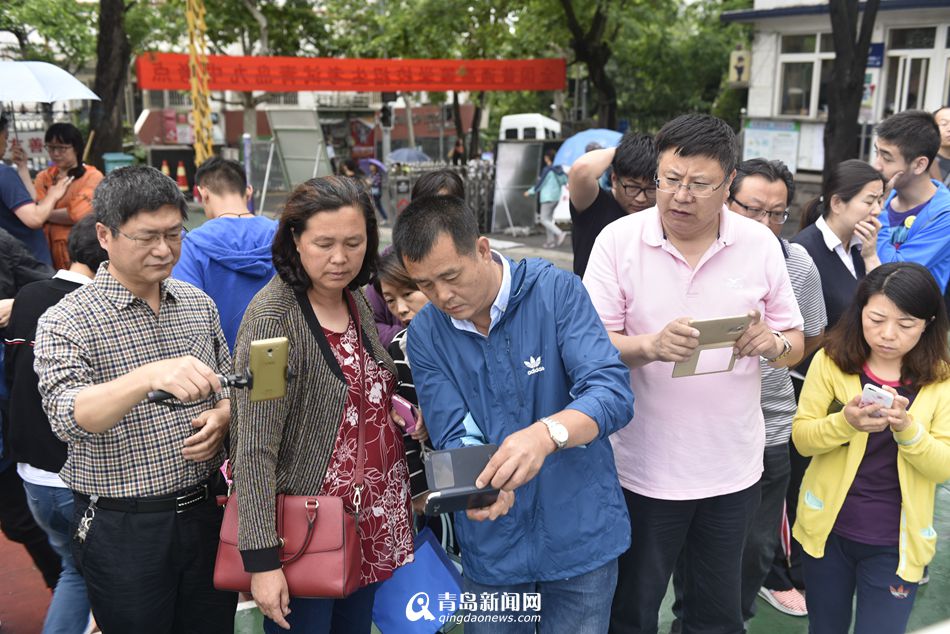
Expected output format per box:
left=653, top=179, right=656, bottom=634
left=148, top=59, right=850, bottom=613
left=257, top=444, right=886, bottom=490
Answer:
left=217, top=212, right=253, bottom=218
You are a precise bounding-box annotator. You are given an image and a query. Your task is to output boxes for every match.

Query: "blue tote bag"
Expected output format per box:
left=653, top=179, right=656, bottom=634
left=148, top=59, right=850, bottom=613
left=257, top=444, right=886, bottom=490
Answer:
left=372, top=527, right=463, bottom=633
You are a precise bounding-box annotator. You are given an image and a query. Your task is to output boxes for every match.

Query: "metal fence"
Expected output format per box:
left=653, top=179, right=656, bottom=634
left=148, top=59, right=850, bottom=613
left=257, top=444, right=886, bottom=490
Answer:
left=385, top=161, right=496, bottom=232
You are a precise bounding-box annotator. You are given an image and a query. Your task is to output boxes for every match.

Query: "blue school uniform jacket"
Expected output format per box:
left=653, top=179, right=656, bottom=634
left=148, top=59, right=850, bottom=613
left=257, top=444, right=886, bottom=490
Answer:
left=407, top=256, right=633, bottom=585
left=877, top=180, right=950, bottom=293
left=172, top=215, right=277, bottom=351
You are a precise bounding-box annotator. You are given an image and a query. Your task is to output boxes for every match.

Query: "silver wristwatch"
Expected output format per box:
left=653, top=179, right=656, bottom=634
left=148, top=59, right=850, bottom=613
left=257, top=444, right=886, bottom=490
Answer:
left=764, top=330, right=792, bottom=362
left=540, top=417, right=569, bottom=451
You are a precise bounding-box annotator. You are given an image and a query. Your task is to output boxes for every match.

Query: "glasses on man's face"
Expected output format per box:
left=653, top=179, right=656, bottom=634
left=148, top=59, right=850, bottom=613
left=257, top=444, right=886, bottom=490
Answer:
left=114, top=227, right=187, bottom=249
left=618, top=181, right=657, bottom=200
left=730, top=198, right=790, bottom=225
left=45, top=144, right=72, bottom=154
left=654, top=175, right=727, bottom=199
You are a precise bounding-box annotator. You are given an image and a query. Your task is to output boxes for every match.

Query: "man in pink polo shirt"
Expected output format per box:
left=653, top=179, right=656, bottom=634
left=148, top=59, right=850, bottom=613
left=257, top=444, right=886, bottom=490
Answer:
left=583, top=114, right=805, bottom=634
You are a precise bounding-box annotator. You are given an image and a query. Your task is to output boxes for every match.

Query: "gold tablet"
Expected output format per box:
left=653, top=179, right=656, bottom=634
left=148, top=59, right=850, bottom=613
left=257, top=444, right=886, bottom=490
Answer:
left=671, top=314, right=753, bottom=378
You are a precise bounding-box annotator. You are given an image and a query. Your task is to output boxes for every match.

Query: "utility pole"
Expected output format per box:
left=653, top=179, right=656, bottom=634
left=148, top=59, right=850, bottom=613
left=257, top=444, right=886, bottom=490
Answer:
left=402, top=92, right=416, bottom=149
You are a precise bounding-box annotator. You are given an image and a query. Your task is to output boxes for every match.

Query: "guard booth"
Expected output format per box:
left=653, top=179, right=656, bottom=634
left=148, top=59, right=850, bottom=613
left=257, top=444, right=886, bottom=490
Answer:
left=490, top=139, right=561, bottom=234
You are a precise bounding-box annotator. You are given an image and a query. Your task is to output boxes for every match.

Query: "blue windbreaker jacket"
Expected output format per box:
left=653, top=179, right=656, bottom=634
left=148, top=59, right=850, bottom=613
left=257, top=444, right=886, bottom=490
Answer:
left=878, top=180, right=950, bottom=293
left=172, top=215, right=277, bottom=351
left=407, top=256, right=633, bottom=585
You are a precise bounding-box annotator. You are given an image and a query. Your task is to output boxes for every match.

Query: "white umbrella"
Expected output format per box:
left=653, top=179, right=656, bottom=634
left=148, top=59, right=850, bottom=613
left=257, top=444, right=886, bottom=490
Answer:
left=0, top=60, right=101, bottom=153
left=0, top=61, right=100, bottom=103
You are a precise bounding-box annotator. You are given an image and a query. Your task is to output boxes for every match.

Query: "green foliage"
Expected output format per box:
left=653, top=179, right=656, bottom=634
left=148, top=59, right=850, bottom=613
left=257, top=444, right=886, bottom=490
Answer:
left=610, top=0, right=752, bottom=131
left=0, top=0, right=97, bottom=72
left=0, top=0, right=753, bottom=135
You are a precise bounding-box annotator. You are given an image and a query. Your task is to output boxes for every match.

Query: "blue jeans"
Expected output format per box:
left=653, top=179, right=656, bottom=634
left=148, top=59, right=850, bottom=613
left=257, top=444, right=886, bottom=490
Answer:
left=263, top=582, right=379, bottom=634
left=802, top=532, right=918, bottom=634
left=462, top=559, right=618, bottom=634
left=22, top=482, right=90, bottom=634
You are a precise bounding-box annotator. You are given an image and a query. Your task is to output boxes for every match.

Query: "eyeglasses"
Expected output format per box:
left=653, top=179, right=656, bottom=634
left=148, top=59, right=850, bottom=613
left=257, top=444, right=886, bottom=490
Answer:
left=730, top=198, right=790, bottom=225
left=618, top=181, right=657, bottom=199
left=654, top=175, right=728, bottom=198
left=114, top=227, right=187, bottom=249
left=45, top=144, right=72, bottom=154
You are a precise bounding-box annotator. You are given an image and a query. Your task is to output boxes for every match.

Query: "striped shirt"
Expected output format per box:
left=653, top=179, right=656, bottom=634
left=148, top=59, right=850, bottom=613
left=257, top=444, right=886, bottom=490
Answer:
left=761, top=240, right=826, bottom=446
left=34, top=263, right=231, bottom=498
left=388, top=327, right=430, bottom=499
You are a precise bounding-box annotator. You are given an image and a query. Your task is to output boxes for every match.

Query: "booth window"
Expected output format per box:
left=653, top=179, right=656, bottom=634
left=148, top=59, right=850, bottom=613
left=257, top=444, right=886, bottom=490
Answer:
left=777, top=33, right=834, bottom=118
left=883, top=27, right=939, bottom=117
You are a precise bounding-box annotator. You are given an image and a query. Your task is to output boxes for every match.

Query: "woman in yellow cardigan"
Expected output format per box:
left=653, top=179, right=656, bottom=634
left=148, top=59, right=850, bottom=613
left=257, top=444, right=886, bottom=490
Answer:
left=792, top=261, right=950, bottom=633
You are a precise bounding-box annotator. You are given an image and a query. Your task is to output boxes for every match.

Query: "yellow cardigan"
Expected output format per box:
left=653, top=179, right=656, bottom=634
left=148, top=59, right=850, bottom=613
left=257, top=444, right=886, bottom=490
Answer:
left=791, top=350, right=950, bottom=583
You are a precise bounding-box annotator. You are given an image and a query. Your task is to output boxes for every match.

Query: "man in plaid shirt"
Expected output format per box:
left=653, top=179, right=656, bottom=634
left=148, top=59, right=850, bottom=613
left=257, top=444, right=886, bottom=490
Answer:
left=34, top=166, right=236, bottom=633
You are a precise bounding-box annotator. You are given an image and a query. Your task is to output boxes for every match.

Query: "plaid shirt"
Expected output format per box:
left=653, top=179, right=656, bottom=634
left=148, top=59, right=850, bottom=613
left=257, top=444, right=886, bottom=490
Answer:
left=34, top=263, right=232, bottom=498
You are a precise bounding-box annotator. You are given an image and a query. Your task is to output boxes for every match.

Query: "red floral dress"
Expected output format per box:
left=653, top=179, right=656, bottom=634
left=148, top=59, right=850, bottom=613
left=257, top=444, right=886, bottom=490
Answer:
left=319, top=318, right=414, bottom=586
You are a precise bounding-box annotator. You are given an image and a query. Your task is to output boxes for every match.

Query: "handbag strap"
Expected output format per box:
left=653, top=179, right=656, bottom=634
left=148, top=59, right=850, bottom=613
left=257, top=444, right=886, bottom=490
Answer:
left=347, top=289, right=367, bottom=517
left=280, top=497, right=319, bottom=565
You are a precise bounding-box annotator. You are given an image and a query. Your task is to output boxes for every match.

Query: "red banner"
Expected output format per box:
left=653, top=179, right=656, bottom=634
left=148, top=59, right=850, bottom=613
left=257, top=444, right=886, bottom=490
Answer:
left=136, top=53, right=565, bottom=93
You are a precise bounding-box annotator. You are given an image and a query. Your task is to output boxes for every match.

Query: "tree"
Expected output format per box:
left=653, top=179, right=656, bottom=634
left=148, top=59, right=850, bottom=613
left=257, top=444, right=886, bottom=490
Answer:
left=194, top=0, right=331, bottom=137
left=557, top=0, right=620, bottom=129
left=0, top=0, right=97, bottom=74
left=87, top=0, right=131, bottom=168
left=824, top=0, right=880, bottom=181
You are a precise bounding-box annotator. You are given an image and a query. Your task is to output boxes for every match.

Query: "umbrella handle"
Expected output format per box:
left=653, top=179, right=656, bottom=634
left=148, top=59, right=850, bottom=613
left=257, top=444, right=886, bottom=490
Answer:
left=83, top=130, right=95, bottom=163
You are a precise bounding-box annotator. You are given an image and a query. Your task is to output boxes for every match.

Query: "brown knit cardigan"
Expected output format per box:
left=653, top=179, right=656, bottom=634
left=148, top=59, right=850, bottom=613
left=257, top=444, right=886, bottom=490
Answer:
left=230, top=275, right=398, bottom=572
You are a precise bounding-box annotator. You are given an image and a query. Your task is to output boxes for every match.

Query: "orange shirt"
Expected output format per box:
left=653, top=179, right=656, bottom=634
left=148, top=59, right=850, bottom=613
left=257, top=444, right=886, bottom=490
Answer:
left=35, top=165, right=103, bottom=269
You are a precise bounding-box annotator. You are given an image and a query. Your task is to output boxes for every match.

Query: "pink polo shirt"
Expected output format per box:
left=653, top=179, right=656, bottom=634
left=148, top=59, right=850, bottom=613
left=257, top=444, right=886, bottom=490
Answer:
left=584, top=206, right=803, bottom=500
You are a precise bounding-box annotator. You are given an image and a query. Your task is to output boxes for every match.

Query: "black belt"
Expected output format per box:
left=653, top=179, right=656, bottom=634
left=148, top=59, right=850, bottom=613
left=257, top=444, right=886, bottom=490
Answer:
left=75, top=481, right=212, bottom=514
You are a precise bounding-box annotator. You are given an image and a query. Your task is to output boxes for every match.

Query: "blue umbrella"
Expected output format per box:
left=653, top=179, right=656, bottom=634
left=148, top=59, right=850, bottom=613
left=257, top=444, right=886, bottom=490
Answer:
left=553, top=129, right=623, bottom=167
left=389, top=148, right=431, bottom=163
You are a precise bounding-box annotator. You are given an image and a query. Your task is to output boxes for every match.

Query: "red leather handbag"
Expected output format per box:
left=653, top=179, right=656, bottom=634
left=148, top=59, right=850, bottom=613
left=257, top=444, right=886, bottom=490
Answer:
left=214, top=306, right=369, bottom=598
left=213, top=491, right=363, bottom=598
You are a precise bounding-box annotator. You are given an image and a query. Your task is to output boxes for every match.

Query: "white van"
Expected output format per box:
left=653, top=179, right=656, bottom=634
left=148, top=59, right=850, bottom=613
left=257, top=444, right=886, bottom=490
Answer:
left=499, top=113, right=561, bottom=141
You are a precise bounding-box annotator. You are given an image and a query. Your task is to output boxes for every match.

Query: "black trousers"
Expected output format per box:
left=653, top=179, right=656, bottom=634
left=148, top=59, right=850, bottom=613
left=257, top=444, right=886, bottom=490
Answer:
left=70, top=490, right=236, bottom=634
left=609, top=482, right=761, bottom=634
left=762, top=377, right=811, bottom=591
left=0, top=462, right=61, bottom=588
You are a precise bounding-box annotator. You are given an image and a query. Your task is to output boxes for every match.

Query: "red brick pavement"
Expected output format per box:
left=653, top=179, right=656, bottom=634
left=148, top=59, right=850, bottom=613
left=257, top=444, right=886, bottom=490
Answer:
left=0, top=532, right=50, bottom=633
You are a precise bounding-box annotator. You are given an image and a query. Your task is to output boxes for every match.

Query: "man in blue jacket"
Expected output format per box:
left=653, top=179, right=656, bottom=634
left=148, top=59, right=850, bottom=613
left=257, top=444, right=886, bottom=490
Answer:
left=874, top=110, right=950, bottom=304
left=172, top=157, right=276, bottom=351
left=392, top=195, right=634, bottom=632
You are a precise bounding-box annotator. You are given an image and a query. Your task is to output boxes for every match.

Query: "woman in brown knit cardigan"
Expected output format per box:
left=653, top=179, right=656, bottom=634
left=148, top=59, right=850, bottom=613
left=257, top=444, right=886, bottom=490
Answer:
left=231, top=176, right=415, bottom=632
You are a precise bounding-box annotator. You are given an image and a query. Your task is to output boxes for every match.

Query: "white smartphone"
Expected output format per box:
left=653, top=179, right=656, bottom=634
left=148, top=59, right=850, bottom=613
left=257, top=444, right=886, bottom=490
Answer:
left=860, top=384, right=894, bottom=417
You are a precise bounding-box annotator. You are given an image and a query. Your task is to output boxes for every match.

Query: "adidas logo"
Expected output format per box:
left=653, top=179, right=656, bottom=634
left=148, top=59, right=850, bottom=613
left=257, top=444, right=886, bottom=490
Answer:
left=524, top=355, right=545, bottom=376
left=889, top=584, right=910, bottom=599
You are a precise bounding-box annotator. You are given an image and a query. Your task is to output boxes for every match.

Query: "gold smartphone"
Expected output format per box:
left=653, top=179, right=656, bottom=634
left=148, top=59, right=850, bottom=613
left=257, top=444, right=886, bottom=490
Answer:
left=248, top=337, right=289, bottom=401
left=671, top=314, right=754, bottom=378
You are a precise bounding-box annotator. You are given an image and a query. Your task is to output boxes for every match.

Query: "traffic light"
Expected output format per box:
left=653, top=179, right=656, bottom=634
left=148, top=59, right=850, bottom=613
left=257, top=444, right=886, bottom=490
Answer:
left=380, top=104, right=393, bottom=128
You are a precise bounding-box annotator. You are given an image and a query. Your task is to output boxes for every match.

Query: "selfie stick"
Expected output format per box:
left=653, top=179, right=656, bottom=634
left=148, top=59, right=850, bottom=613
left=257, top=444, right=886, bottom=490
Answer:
left=147, top=372, right=252, bottom=403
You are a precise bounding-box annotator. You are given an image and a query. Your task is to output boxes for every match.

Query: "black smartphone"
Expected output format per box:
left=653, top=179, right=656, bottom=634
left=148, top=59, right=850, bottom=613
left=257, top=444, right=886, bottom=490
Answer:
left=423, top=444, right=500, bottom=515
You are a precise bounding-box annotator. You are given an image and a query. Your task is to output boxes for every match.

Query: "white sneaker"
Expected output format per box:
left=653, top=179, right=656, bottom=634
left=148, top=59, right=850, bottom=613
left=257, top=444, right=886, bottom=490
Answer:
left=758, top=587, right=808, bottom=617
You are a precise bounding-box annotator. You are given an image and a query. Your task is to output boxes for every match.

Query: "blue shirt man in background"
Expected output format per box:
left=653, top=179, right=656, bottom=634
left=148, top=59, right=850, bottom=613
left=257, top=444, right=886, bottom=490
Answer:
left=172, top=157, right=276, bottom=351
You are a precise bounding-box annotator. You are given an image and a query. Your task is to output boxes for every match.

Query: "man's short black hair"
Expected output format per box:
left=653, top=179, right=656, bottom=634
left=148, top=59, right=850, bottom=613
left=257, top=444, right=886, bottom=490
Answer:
left=94, top=165, right=188, bottom=230
left=654, top=114, right=738, bottom=177
left=195, top=156, right=247, bottom=196
left=67, top=214, right=108, bottom=271
left=411, top=170, right=465, bottom=199
left=730, top=158, right=795, bottom=207
left=392, top=195, right=479, bottom=263
left=611, top=131, right=657, bottom=180
left=876, top=110, right=940, bottom=167
left=0, top=113, right=8, bottom=135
